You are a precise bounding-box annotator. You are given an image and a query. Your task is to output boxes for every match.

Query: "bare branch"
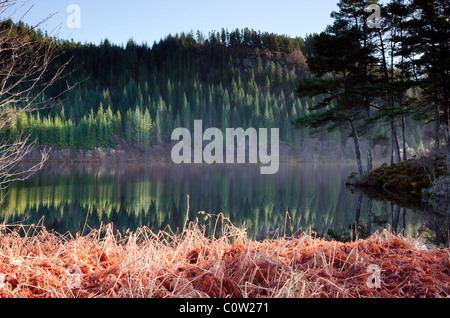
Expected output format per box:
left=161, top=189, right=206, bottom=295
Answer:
left=0, top=1, right=74, bottom=200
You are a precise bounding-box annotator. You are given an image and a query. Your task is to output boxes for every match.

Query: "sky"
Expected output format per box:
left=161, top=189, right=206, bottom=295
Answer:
left=6, top=0, right=342, bottom=46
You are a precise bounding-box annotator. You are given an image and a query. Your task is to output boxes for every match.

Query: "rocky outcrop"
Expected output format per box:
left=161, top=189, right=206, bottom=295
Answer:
left=232, top=47, right=309, bottom=79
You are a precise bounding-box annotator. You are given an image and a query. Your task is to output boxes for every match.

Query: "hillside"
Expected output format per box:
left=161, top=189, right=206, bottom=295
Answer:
left=1, top=21, right=431, bottom=163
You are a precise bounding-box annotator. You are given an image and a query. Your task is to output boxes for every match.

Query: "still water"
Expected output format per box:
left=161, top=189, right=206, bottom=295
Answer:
left=0, top=163, right=448, bottom=245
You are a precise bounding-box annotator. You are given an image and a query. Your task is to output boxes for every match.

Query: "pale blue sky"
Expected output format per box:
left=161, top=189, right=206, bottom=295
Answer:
left=8, top=0, right=342, bottom=45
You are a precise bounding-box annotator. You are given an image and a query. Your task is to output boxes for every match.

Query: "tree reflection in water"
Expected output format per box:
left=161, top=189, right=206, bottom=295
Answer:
left=0, top=164, right=447, bottom=246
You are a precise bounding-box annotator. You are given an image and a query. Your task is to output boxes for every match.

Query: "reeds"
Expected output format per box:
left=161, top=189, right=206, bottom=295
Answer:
left=0, top=218, right=449, bottom=298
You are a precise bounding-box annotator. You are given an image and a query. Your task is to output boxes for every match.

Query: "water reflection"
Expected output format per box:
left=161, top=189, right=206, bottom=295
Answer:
left=348, top=187, right=449, bottom=247
left=0, top=164, right=447, bottom=246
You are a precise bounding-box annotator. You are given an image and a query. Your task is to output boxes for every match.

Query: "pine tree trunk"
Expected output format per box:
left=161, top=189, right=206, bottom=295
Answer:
left=366, top=105, right=373, bottom=172
left=391, top=121, right=401, bottom=164
left=435, top=99, right=440, bottom=155
left=391, top=130, right=394, bottom=165
left=363, top=23, right=372, bottom=173
left=401, top=114, right=407, bottom=161
left=443, top=98, right=450, bottom=171
left=379, top=30, right=401, bottom=165
left=350, top=119, right=364, bottom=176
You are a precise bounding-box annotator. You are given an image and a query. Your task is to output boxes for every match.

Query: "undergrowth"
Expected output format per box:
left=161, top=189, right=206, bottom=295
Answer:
left=0, top=217, right=449, bottom=298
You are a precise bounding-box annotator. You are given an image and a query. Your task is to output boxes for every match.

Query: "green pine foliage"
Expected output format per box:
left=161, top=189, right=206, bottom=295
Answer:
left=0, top=23, right=311, bottom=151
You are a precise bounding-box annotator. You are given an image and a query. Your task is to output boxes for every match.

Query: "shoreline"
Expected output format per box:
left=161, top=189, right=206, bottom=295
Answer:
left=22, top=141, right=391, bottom=168
left=23, top=147, right=389, bottom=169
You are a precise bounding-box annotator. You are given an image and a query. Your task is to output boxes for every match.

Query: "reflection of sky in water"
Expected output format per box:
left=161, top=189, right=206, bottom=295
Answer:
left=0, top=164, right=447, bottom=246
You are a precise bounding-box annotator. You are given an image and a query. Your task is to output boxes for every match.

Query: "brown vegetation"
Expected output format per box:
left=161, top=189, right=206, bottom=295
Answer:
left=0, top=220, right=449, bottom=298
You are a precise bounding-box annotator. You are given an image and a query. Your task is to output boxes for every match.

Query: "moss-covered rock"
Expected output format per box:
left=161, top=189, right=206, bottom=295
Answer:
left=346, top=155, right=448, bottom=194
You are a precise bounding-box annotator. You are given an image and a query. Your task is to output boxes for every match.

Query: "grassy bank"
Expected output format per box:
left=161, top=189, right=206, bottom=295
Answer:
left=0, top=220, right=449, bottom=298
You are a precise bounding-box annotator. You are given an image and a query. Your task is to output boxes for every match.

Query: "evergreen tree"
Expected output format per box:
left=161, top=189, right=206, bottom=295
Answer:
left=292, top=18, right=369, bottom=175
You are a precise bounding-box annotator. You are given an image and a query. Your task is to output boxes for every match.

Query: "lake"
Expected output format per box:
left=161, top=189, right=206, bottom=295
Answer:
left=1, top=163, right=448, bottom=246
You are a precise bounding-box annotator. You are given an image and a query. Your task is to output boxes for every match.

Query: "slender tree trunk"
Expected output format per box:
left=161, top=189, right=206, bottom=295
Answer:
left=389, top=31, right=401, bottom=163
left=443, top=97, right=450, bottom=171
left=379, top=30, right=401, bottom=164
left=400, top=26, right=408, bottom=163
left=401, top=114, right=407, bottom=161
left=435, top=99, right=440, bottom=155
left=391, top=129, right=394, bottom=165
left=366, top=107, right=373, bottom=172
left=363, top=22, right=372, bottom=173
left=350, top=118, right=364, bottom=176
left=391, top=121, right=401, bottom=163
